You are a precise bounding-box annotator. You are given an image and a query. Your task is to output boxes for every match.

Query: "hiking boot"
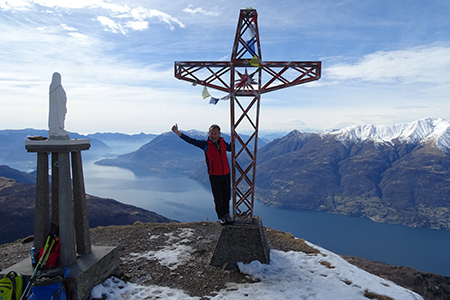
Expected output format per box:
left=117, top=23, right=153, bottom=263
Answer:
left=225, top=214, right=234, bottom=224
left=219, top=217, right=227, bottom=226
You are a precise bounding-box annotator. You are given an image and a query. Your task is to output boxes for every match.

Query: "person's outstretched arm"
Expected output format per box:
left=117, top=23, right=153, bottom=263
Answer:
left=171, top=123, right=207, bottom=150
left=171, top=123, right=182, bottom=136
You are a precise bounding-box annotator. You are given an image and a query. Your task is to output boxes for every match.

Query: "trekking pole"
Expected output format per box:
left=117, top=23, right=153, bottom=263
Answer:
left=20, top=224, right=58, bottom=300
left=20, top=237, right=51, bottom=300
left=40, top=238, right=56, bottom=270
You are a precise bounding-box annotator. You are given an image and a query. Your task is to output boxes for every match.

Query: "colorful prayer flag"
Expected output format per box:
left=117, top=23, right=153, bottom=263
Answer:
left=249, top=55, right=260, bottom=67
left=246, top=38, right=256, bottom=56
left=220, top=94, right=231, bottom=101
left=202, top=86, right=211, bottom=99
left=200, top=86, right=230, bottom=105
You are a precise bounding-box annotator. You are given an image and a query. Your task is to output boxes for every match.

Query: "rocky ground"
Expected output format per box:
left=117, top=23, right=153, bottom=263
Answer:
left=1, top=221, right=450, bottom=300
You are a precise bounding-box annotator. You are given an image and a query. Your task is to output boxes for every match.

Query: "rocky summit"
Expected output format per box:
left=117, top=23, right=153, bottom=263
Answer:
left=3, top=222, right=450, bottom=300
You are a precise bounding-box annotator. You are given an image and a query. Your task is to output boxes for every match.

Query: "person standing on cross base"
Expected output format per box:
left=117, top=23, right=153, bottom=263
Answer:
left=171, top=123, right=233, bottom=225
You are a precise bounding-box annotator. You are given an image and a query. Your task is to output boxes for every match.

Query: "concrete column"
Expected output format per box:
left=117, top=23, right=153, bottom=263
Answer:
left=34, top=152, right=49, bottom=250
left=58, top=152, right=77, bottom=266
left=51, top=153, right=59, bottom=226
left=71, top=151, right=91, bottom=254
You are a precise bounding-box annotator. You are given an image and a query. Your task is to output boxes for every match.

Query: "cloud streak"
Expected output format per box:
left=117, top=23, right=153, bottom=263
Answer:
left=327, top=45, right=450, bottom=85
left=1, top=0, right=184, bottom=33
left=183, top=4, right=220, bottom=17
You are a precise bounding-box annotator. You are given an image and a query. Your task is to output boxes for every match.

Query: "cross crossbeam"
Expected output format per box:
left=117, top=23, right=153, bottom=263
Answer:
left=174, top=8, right=321, bottom=220
left=174, top=61, right=320, bottom=95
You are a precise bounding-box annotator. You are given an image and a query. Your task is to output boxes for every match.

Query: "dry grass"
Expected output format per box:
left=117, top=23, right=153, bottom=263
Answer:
left=364, top=290, right=394, bottom=300
left=264, top=228, right=319, bottom=254
left=319, top=261, right=335, bottom=269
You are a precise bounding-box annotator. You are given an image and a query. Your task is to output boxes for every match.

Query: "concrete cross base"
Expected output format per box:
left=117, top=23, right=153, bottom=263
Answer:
left=210, top=216, right=270, bottom=270
left=0, top=246, right=121, bottom=300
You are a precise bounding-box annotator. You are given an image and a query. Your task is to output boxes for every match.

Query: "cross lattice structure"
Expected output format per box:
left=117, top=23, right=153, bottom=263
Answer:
left=175, top=8, right=321, bottom=220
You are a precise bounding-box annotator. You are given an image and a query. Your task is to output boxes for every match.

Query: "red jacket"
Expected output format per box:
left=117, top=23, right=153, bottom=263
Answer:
left=205, top=137, right=231, bottom=176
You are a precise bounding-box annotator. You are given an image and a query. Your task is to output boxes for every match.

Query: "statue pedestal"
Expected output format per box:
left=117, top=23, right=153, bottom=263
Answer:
left=210, top=216, right=270, bottom=269
left=20, top=139, right=121, bottom=300
left=25, top=139, right=92, bottom=265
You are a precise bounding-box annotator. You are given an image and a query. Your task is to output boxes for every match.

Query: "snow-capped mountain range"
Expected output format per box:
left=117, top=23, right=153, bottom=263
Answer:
left=255, top=117, right=450, bottom=230
left=326, top=117, right=450, bottom=151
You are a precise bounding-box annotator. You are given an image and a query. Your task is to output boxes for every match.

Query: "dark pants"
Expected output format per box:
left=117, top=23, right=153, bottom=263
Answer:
left=209, top=173, right=231, bottom=219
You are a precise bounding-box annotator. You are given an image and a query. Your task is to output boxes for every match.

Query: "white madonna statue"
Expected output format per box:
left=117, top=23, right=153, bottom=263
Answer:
left=48, top=72, right=69, bottom=139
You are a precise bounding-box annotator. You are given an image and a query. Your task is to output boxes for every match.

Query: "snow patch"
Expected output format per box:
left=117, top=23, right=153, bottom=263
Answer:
left=125, top=228, right=195, bottom=270
left=90, top=276, right=199, bottom=300
left=94, top=239, right=423, bottom=300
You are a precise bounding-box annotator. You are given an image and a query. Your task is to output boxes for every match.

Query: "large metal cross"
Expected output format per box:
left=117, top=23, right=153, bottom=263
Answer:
left=175, top=8, right=321, bottom=220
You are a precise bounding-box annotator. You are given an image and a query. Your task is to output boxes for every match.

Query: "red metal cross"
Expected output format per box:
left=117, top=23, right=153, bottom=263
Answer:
left=175, top=8, right=321, bottom=220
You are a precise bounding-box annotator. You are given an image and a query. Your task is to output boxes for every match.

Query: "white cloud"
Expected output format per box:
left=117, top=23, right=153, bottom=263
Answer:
left=183, top=4, right=220, bottom=16
left=0, top=0, right=31, bottom=11
left=96, top=16, right=126, bottom=34
left=0, top=0, right=100, bottom=10
left=217, top=55, right=229, bottom=61
left=130, top=7, right=185, bottom=31
left=327, top=46, right=450, bottom=85
left=96, top=1, right=129, bottom=14
left=0, top=0, right=142, bottom=15
left=60, top=23, right=77, bottom=31
left=93, top=5, right=185, bottom=32
left=1, top=0, right=184, bottom=32
left=125, top=20, right=148, bottom=31
left=30, top=0, right=109, bottom=9
left=67, top=32, right=93, bottom=45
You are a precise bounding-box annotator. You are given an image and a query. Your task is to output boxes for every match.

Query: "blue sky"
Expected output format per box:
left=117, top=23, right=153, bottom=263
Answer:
left=1, top=0, right=449, bottom=135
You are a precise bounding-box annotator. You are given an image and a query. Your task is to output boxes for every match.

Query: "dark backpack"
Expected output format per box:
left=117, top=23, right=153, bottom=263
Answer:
left=28, top=268, right=69, bottom=300
left=0, top=271, right=24, bottom=300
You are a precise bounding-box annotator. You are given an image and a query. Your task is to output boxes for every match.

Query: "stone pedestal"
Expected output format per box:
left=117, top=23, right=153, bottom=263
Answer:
left=21, top=139, right=121, bottom=300
left=210, top=216, right=270, bottom=269
left=25, top=139, right=91, bottom=265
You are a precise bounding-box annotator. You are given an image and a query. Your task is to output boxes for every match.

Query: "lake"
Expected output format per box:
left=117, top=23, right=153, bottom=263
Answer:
left=83, top=160, right=450, bottom=278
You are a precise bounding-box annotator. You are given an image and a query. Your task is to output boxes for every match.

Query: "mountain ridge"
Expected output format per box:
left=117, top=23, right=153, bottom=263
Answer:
left=95, top=130, right=267, bottom=175
left=324, top=117, right=450, bottom=150
left=0, top=176, right=176, bottom=244
left=255, top=118, right=450, bottom=229
left=0, top=129, right=158, bottom=170
left=2, top=118, right=450, bottom=230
